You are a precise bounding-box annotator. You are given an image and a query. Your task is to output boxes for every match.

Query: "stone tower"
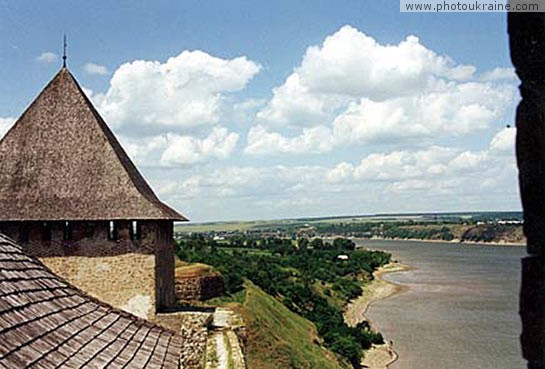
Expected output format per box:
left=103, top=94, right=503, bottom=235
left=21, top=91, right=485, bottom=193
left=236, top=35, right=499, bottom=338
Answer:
left=0, top=67, right=187, bottom=319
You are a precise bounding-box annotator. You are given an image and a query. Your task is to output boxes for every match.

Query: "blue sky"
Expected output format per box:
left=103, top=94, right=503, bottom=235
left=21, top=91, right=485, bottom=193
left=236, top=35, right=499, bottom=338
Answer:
left=0, top=1, right=520, bottom=221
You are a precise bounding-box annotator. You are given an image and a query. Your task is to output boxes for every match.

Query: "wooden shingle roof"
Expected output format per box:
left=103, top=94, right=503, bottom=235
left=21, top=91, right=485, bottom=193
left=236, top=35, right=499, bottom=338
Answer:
left=0, top=233, right=182, bottom=368
left=0, top=68, right=186, bottom=221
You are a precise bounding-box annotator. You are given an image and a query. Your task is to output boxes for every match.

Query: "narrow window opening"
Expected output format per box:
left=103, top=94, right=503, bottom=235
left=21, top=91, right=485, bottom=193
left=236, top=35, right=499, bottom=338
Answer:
left=131, top=221, right=141, bottom=241
left=63, top=221, right=72, bottom=241
left=108, top=221, right=118, bottom=241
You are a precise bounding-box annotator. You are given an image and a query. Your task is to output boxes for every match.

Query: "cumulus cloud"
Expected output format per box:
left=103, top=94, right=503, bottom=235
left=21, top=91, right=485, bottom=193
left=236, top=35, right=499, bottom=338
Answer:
left=158, top=127, right=519, bottom=220
left=250, top=25, right=517, bottom=155
left=353, top=146, right=456, bottom=181
left=158, top=164, right=327, bottom=202
left=245, top=124, right=333, bottom=155
left=117, top=126, right=239, bottom=167
left=326, top=162, right=355, bottom=183
left=489, top=126, right=516, bottom=154
left=480, top=67, right=517, bottom=82
left=95, top=50, right=260, bottom=133
left=118, top=135, right=169, bottom=166
left=160, top=126, right=239, bottom=165
left=84, top=62, right=109, bottom=75
left=0, top=117, right=15, bottom=138
left=36, top=51, right=58, bottom=63
left=296, top=26, right=475, bottom=99
left=257, top=73, right=349, bottom=127
left=320, top=126, right=516, bottom=190
left=332, top=81, right=513, bottom=144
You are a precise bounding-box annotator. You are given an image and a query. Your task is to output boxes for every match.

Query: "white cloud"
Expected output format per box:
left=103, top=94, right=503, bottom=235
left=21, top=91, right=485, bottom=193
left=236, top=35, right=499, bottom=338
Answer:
left=489, top=126, right=516, bottom=154
left=480, top=67, right=517, bottom=82
left=117, top=126, right=239, bottom=167
left=320, top=126, right=515, bottom=186
left=160, top=126, right=239, bottom=165
left=155, top=176, right=203, bottom=199
left=257, top=25, right=480, bottom=127
left=151, top=125, right=519, bottom=221
left=326, top=162, right=355, bottom=183
left=36, top=52, right=58, bottom=63
left=296, top=26, right=474, bottom=99
left=250, top=25, right=517, bottom=155
left=0, top=117, right=15, bottom=138
left=332, top=81, right=513, bottom=144
left=448, top=150, right=487, bottom=171
left=256, top=73, right=349, bottom=127
left=158, top=164, right=326, bottom=202
left=245, top=124, right=333, bottom=155
left=387, top=179, right=433, bottom=193
left=95, top=50, right=260, bottom=133
left=354, top=146, right=457, bottom=181
left=84, top=62, right=109, bottom=75
left=119, top=135, right=168, bottom=166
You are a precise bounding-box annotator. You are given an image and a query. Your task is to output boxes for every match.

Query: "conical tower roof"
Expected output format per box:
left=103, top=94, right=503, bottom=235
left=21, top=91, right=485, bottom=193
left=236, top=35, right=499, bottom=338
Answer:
left=0, top=68, right=186, bottom=221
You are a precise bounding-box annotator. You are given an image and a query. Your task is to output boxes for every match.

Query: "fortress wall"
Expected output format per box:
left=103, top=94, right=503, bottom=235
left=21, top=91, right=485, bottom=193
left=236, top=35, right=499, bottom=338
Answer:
left=0, top=220, right=177, bottom=318
left=175, top=274, right=225, bottom=301
left=41, top=253, right=156, bottom=320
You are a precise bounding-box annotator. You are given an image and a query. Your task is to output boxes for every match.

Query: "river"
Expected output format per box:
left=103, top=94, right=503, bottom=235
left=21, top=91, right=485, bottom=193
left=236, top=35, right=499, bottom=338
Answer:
left=358, top=240, right=526, bottom=369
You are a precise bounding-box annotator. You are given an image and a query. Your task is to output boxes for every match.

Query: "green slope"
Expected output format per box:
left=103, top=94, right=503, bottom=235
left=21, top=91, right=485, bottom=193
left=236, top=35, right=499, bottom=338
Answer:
left=240, top=281, right=348, bottom=369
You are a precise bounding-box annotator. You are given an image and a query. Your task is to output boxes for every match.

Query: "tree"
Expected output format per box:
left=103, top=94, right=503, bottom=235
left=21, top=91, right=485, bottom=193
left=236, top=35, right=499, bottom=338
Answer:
left=310, top=238, right=324, bottom=249
left=297, top=237, right=309, bottom=251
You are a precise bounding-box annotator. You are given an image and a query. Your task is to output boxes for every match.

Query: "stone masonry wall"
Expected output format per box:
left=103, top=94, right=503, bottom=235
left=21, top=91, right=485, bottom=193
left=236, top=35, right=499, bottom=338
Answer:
left=0, top=220, right=177, bottom=318
left=175, top=274, right=225, bottom=301
left=41, top=253, right=156, bottom=320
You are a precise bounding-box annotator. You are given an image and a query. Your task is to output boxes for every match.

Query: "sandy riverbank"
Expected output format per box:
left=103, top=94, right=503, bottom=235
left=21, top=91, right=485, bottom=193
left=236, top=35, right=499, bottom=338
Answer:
left=344, top=262, right=410, bottom=369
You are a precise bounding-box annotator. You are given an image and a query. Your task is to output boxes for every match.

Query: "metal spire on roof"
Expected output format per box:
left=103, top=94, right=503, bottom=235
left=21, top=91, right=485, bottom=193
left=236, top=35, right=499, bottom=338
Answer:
left=62, top=34, right=67, bottom=68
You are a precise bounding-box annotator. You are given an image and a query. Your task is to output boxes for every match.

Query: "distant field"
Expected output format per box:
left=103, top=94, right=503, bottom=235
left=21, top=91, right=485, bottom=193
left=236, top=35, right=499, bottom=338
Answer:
left=175, top=215, right=425, bottom=233
left=175, top=221, right=258, bottom=232
left=174, top=211, right=522, bottom=233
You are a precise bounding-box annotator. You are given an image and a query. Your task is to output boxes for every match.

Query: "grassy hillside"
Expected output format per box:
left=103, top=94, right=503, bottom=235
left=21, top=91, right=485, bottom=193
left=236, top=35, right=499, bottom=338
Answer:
left=239, top=281, right=347, bottom=369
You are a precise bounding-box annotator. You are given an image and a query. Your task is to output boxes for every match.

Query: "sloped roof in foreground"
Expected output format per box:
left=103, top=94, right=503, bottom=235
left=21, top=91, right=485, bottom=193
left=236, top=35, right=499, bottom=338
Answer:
left=0, top=68, right=186, bottom=221
left=0, top=233, right=182, bottom=368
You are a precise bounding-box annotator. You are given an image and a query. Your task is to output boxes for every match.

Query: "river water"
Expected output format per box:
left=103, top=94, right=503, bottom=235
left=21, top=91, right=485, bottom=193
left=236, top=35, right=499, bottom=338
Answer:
left=359, top=240, right=526, bottom=369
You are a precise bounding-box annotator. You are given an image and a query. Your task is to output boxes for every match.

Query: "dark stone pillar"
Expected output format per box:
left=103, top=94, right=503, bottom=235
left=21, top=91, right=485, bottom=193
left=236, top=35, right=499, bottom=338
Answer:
left=116, top=220, right=131, bottom=241
left=509, top=12, right=545, bottom=369
left=155, top=220, right=176, bottom=311
left=50, top=221, right=64, bottom=244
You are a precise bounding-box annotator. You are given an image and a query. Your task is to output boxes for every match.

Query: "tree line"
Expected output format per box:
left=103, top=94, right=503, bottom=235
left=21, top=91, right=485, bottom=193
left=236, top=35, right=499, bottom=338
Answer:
left=176, top=235, right=391, bottom=368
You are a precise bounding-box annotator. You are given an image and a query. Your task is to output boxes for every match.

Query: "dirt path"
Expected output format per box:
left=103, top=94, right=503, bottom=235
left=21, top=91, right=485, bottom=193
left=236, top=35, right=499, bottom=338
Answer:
left=205, top=308, right=246, bottom=369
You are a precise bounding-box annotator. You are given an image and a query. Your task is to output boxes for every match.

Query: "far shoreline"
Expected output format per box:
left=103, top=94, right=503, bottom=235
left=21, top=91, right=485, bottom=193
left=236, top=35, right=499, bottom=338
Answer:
left=349, top=236, right=525, bottom=247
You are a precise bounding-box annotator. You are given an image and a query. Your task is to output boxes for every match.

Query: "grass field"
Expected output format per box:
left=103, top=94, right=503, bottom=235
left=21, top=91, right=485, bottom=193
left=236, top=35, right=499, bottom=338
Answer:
left=239, top=281, right=347, bottom=369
